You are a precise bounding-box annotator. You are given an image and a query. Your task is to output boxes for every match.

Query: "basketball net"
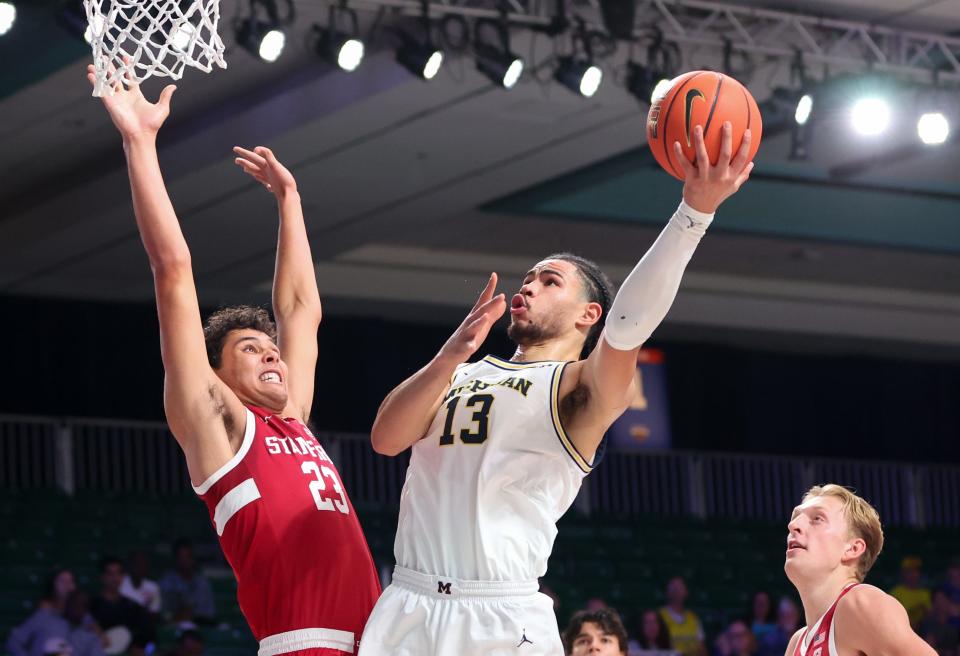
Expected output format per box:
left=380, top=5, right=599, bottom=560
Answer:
left=84, top=0, right=227, bottom=97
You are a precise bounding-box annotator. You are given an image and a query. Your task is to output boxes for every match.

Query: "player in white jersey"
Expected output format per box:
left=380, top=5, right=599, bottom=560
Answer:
left=359, top=123, right=755, bottom=655
left=784, top=484, right=934, bottom=656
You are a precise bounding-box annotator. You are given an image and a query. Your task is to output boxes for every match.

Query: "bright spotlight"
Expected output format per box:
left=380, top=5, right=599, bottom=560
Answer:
left=237, top=19, right=286, bottom=62
left=555, top=57, right=603, bottom=98
left=917, top=112, right=950, bottom=145
left=397, top=39, right=443, bottom=80
left=0, top=2, right=16, bottom=36
left=850, top=97, right=890, bottom=136
left=650, top=78, right=673, bottom=103
left=423, top=50, right=443, bottom=80
left=258, top=29, right=285, bottom=62
left=171, top=21, right=196, bottom=51
left=336, top=37, right=364, bottom=71
left=795, top=94, right=813, bottom=125
left=317, top=26, right=365, bottom=72
left=476, top=43, right=523, bottom=89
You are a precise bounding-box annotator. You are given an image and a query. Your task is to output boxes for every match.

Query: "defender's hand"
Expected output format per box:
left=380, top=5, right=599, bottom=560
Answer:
left=678, top=121, right=754, bottom=214
left=87, top=59, right=175, bottom=141
left=438, top=273, right=506, bottom=364
left=233, top=146, right=298, bottom=199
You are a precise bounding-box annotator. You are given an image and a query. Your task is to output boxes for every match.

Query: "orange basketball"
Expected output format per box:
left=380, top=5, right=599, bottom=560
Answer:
left=646, top=70, right=762, bottom=181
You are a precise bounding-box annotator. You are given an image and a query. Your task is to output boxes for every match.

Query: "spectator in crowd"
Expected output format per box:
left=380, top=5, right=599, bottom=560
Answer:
left=713, top=619, right=756, bottom=656
left=631, top=609, right=672, bottom=653
left=890, top=556, right=933, bottom=628
left=6, top=570, right=98, bottom=656
left=62, top=592, right=107, bottom=656
left=920, top=589, right=959, bottom=656
left=159, top=539, right=215, bottom=625
left=120, top=550, right=162, bottom=616
left=748, top=592, right=775, bottom=643
left=942, top=559, right=960, bottom=617
left=659, top=577, right=706, bottom=656
left=164, top=629, right=205, bottom=656
left=90, top=556, right=153, bottom=655
left=562, top=608, right=629, bottom=655
left=757, top=597, right=800, bottom=656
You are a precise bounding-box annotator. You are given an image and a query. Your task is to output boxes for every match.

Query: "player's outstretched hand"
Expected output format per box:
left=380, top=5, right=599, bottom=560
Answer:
left=677, top=121, right=754, bottom=214
left=233, top=146, right=298, bottom=199
left=439, top=273, right=506, bottom=364
left=87, top=58, right=175, bottom=141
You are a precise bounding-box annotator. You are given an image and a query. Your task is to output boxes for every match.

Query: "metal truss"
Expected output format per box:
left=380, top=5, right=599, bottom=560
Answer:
left=348, top=0, right=960, bottom=83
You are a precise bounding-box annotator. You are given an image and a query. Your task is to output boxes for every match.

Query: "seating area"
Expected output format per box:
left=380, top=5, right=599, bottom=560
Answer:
left=3, top=489, right=957, bottom=654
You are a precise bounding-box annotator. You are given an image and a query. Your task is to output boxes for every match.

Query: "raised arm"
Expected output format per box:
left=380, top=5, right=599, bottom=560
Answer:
left=234, top=146, right=321, bottom=424
left=89, top=65, right=243, bottom=481
left=371, top=274, right=506, bottom=456
left=564, top=122, right=754, bottom=458
left=837, top=585, right=937, bottom=655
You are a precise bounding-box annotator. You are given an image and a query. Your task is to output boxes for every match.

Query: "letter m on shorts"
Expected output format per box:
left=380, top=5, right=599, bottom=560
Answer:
left=437, top=581, right=452, bottom=595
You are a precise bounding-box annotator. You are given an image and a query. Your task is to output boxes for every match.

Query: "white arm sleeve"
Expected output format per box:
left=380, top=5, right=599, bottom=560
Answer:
left=603, top=200, right=714, bottom=351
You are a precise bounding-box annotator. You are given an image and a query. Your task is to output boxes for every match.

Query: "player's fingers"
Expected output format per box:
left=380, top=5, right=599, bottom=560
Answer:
left=233, top=146, right=267, bottom=167
left=719, top=121, right=733, bottom=167
left=470, top=273, right=498, bottom=313
left=122, top=55, right=138, bottom=89
left=465, top=294, right=506, bottom=330
left=464, top=299, right=505, bottom=338
left=733, top=161, right=754, bottom=189
left=234, top=158, right=265, bottom=177
left=157, top=84, right=177, bottom=110
left=675, top=142, right=696, bottom=179
left=480, top=295, right=507, bottom=324
left=730, top=128, right=753, bottom=173
left=255, top=146, right=278, bottom=164
left=693, top=125, right=711, bottom=172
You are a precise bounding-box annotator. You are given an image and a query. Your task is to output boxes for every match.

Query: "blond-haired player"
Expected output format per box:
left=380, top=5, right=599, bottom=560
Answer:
left=784, top=484, right=935, bottom=656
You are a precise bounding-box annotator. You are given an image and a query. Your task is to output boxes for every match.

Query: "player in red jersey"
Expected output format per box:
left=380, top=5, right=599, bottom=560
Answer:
left=89, top=64, right=380, bottom=655
left=784, top=484, right=934, bottom=656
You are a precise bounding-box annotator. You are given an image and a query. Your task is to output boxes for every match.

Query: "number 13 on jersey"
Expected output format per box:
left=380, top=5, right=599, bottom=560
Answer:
left=439, top=393, right=494, bottom=446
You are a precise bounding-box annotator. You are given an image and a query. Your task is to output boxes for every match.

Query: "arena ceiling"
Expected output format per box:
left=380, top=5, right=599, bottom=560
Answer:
left=1, top=0, right=960, bottom=354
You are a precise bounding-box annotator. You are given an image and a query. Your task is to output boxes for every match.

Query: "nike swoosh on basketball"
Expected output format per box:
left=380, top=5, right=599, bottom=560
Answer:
left=684, top=88, right=706, bottom=147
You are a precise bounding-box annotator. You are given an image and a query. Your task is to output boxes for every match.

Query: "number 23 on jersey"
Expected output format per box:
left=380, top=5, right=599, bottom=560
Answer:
left=301, top=461, right=349, bottom=514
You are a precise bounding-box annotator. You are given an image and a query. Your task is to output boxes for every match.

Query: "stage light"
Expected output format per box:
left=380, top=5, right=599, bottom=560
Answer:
left=850, top=97, right=890, bottom=136
left=475, top=42, right=523, bottom=89
left=397, top=39, right=443, bottom=80
left=317, top=4, right=365, bottom=72
left=0, top=2, right=16, bottom=36
left=555, top=57, right=602, bottom=97
left=626, top=62, right=670, bottom=104
left=917, top=112, right=949, bottom=145
left=795, top=94, right=813, bottom=125
left=237, top=19, right=286, bottom=62
left=474, top=16, right=523, bottom=89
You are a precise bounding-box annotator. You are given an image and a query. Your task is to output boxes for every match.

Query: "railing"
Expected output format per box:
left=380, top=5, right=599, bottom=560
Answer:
left=0, top=415, right=58, bottom=489
left=2, top=414, right=959, bottom=528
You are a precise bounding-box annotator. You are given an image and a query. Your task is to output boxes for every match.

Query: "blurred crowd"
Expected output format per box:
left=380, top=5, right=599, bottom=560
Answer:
left=7, top=544, right=959, bottom=656
left=556, top=556, right=960, bottom=656
left=6, top=540, right=215, bottom=656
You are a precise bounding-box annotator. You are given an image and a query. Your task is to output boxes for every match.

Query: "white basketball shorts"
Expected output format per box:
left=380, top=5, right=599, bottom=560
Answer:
left=358, top=566, right=563, bottom=656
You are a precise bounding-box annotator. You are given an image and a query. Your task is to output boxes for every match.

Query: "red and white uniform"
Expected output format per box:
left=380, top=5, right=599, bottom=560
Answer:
left=793, top=583, right=859, bottom=656
left=193, top=405, right=381, bottom=656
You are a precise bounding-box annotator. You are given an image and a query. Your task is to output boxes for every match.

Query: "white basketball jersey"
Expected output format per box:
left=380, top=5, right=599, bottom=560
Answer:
left=393, top=354, right=597, bottom=582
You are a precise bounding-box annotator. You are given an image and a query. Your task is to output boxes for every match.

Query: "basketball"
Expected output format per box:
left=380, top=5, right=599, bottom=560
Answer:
left=646, top=70, right=762, bottom=180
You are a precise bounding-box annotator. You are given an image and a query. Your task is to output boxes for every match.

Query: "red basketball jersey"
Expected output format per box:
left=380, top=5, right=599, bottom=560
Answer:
left=793, top=583, right=859, bottom=656
left=193, top=405, right=380, bottom=655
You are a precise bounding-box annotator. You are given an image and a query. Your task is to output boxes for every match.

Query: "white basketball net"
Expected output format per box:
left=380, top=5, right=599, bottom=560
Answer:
left=84, top=0, right=227, bottom=97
